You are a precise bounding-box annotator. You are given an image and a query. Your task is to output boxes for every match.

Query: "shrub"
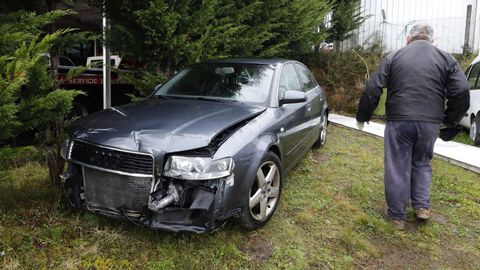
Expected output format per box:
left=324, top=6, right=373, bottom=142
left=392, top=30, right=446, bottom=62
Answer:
left=0, top=146, right=44, bottom=170
left=0, top=10, right=82, bottom=186
left=307, top=49, right=383, bottom=114
left=453, top=53, right=477, bottom=71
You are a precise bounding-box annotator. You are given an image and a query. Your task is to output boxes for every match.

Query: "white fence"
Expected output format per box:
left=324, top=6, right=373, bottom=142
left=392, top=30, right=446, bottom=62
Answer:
left=341, top=0, right=480, bottom=54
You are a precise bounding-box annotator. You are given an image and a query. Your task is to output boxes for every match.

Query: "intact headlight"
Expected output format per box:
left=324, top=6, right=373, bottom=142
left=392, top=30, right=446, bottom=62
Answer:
left=60, top=137, right=71, bottom=160
left=163, top=156, right=234, bottom=180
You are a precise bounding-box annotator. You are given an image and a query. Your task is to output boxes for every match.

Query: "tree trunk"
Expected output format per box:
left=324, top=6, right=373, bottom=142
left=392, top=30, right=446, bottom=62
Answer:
left=44, top=0, right=64, bottom=189
left=43, top=118, right=65, bottom=189
left=334, top=40, right=341, bottom=52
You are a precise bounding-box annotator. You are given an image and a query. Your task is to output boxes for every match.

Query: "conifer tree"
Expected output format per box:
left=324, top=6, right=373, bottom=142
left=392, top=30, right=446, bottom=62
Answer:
left=326, top=0, right=369, bottom=50
left=0, top=10, right=81, bottom=186
left=100, top=0, right=330, bottom=77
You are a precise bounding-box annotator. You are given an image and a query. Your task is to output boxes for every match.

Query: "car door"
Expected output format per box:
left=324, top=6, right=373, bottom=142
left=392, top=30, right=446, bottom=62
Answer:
left=278, top=63, right=311, bottom=164
left=294, top=63, right=323, bottom=139
left=460, top=62, right=480, bottom=128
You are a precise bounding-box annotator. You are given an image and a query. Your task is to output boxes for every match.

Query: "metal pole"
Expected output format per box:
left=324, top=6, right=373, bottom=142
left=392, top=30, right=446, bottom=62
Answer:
left=102, top=4, right=111, bottom=109
left=472, top=0, right=478, bottom=52
left=465, top=4, right=473, bottom=54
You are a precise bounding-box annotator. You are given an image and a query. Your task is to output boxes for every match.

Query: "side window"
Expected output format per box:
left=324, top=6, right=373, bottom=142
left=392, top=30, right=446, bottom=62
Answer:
left=467, top=63, right=480, bottom=89
left=294, top=63, right=317, bottom=92
left=279, top=63, right=302, bottom=98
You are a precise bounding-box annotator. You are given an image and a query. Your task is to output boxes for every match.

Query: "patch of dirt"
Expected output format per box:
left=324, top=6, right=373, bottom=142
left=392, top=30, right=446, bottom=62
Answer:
left=312, top=151, right=329, bottom=163
left=430, top=213, right=448, bottom=225
left=356, top=209, right=477, bottom=270
left=358, top=244, right=433, bottom=270
left=441, top=245, right=478, bottom=269
left=242, top=235, right=274, bottom=264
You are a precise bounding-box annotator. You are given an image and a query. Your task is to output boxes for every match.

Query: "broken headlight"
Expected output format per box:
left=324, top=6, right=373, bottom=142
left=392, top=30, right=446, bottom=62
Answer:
left=163, top=156, right=234, bottom=180
left=60, top=137, right=71, bottom=160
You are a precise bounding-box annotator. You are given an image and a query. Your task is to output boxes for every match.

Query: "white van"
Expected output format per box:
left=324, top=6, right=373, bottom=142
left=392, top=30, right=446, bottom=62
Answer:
left=460, top=55, right=480, bottom=145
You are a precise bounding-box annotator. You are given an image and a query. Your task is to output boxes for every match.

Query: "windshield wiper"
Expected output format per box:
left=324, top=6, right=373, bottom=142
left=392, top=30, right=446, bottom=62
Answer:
left=152, top=95, right=241, bottom=104
left=194, top=97, right=237, bottom=103
left=151, top=94, right=172, bottom=99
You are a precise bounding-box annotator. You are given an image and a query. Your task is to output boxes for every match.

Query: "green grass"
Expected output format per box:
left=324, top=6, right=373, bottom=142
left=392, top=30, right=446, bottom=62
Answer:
left=1, top=125, right=479, bottom=269
left=372, top=89, right=387, bottom=116
left=453, top=129, right=475, bottom=146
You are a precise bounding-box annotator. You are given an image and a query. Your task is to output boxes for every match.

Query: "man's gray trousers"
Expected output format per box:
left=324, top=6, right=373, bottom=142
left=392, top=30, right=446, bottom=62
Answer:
left=384, top=121, right=439, bottom=220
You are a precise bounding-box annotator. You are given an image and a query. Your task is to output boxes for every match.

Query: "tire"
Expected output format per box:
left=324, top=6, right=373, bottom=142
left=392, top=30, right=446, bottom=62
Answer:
left=312, top=110, right=328, bottom=149
left=470, top=113, right=480, bottom=146
left=241, top=151, right=283, bottom=230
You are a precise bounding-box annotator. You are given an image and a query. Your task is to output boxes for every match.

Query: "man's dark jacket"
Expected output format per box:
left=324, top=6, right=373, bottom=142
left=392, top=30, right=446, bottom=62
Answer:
left=356, top=40, right=470, bottom=126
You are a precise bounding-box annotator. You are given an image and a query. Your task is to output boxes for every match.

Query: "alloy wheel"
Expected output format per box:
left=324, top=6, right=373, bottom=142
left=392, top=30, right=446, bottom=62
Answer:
left=320, top=114, right=328, bottom=146
left=249, top=161, right=280, bottom=221
left=470, top=120, right=477, bottom=142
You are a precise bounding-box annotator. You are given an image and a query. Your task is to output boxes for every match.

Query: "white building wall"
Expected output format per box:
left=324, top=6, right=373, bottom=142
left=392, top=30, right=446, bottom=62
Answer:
left=344, top=0, right=480, bottom=53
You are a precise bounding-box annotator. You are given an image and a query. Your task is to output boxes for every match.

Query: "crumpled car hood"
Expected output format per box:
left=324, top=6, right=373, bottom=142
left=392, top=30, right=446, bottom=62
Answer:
left=70, top=97, right=266, bottom=154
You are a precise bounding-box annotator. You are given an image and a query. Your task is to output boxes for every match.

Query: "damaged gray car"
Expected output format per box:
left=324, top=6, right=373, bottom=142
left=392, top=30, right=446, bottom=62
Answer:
left=61, top=58, right=328, bottom=233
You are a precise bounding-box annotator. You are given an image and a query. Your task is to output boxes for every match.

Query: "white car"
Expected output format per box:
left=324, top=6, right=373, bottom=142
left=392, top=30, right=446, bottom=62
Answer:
left=86, top=55, right=122, bottom=69
left=460, top=55, right=480, bottom=145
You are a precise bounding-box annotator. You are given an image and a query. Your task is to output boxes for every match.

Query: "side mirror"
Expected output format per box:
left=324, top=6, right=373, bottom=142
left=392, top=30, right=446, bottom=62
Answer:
left=154, top=84, right=163, bottom=92
left=148, top=83, right=163, bottom=98
left=281, top=90, right=307, bottom=104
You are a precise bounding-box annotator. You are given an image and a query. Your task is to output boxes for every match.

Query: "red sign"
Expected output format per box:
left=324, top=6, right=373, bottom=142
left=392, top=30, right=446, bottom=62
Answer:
left=57, top=74, right=129, bottom=86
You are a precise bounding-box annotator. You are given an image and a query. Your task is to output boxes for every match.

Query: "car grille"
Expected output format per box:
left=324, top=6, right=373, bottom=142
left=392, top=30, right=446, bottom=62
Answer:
left=70, top=139, right=154, bottom=175
left=83, top=167, right=152, bottom=213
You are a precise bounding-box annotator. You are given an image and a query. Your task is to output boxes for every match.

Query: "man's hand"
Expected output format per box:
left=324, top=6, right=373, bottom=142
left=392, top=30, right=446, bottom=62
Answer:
left=356, top=121, right=370, bottom=130
left=439, top=124, right=462, bottom=141
left=356, top=121, right=365, bottom=130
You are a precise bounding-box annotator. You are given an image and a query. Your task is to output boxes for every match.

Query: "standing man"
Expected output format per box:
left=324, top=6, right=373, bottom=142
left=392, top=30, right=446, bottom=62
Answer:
left=356, top=23, right=470, bottom=230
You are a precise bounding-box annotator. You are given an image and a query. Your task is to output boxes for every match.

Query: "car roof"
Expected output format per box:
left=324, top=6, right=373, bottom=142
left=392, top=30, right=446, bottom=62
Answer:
left=201, top=58, right=291, bottom=65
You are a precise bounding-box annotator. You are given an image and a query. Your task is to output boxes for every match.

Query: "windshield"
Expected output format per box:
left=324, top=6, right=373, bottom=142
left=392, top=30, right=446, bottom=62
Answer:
left=155, top=63, right=274, bottom=105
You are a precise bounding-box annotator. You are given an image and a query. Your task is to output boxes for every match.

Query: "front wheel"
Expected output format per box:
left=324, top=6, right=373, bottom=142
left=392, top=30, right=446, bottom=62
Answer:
left=240, top=152, right=283, bottom=230
left=470, top=114, right=480, bottom=146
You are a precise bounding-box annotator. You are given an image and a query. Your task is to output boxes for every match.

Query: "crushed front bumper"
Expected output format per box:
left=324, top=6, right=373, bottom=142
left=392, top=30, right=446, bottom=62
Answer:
left=62, top=163, right=240, bottom=233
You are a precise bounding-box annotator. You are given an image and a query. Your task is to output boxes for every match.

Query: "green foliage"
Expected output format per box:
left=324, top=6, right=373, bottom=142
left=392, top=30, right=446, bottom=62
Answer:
left=326, top=0, right=369, bottom=49
left=0, top=10, right=80, bottom=140
left=372, top=89, right=386, bottom=116
left=0, top=9, right=83, bottom=187
left=308, top=49, right=383, bottom=114
left=100, top=0, right=329, bottom=77
left=119, top=70, right=166, bottom=100
left=0, top=145, right=44, bottom=169
left=452, top=52, right=477, bottom=71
